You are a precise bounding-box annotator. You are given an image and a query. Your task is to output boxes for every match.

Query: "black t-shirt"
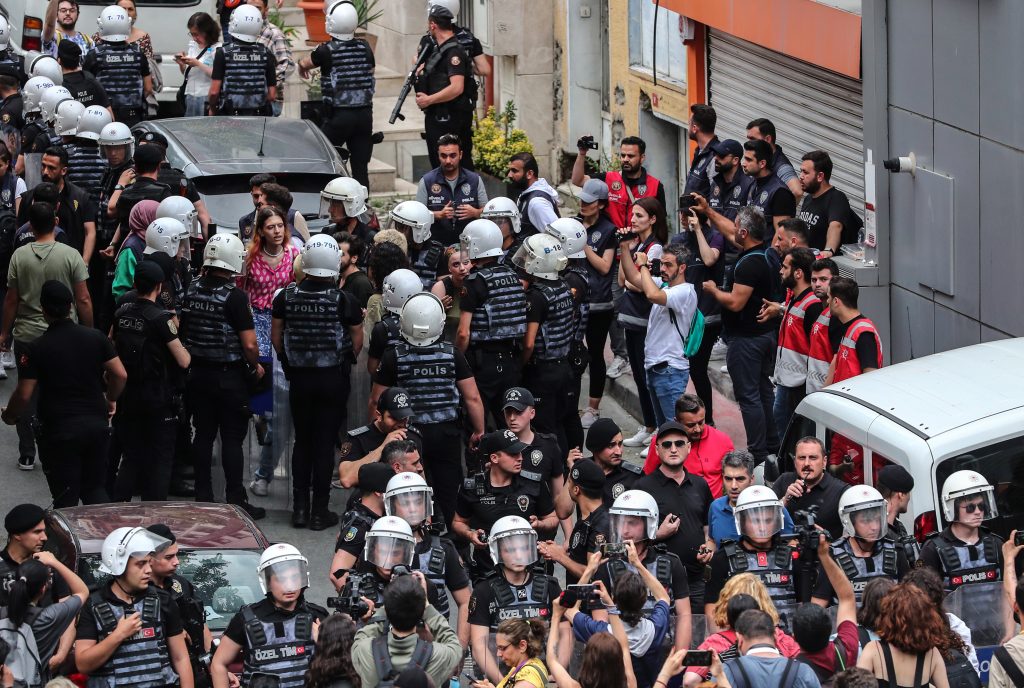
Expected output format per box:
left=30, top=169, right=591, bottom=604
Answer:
left=525, top=284, right=553, bottom=324
left=635, top=470, right=713, bottom=574
left=334, top=502, right=381, bottom=556
left=0, top=94, right=24, bottom=135
left=828, top=314, right=880, bottom=372
left=338, top=422, right=389, bottom=464
left=341, top=270, right=373, bottom=309
left=468, top=571, right=561, bottom=628
left=21, top=320, right=117, bottom=428
left=416, top=28, right=484, bottom=59
left=180, top=276, right=255, bottom=346
left=222, top=597, right=328, bottom=647
left=459, top=266, right=493, bottom=313
left=790, top=288, right=824, bottom=339
left=455, top=474, right=556, bottom=537
left=115, top=178, right=173, bottom=232
left=771, top=471, right=849, bottom=539
left=16, top=183, right=97, bottom=253
left=0, top=549, right=71, bottom=605
left=415, top=536, right=471, bottom=593
left=798, top=186, right=862, bottom=250
left=594, top=547, right=690, bottom=604
left=367, top=316, right=397, bottom=361
left=565, top=505, right=610, bottom=585
left=595, top=459, right=642, bottom=510
left=520, top=431, right=563, bottom=483
left=77, top=584, right=183, bottom=641
left=157, top=165, right=200, bottom=204
left=62, top=70, right=111, bottom=109
left=722, top=244, right=777, bottom=337
left=373, top=345, right=474, bottom=386
left=210, top=46, right=276, bottom=84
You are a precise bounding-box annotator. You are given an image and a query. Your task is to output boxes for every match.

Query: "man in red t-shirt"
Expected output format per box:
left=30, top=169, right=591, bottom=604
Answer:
left=642, top=394, right=733, bottom=498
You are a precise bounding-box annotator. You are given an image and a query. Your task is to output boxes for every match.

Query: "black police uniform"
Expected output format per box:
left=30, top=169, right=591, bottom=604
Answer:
left=460, top=261, right=527, bottom=428
left=420, top=165, right=483, bottom=246
left=888, top=517, right=920, bottom=566
left=367, top=312, right=402, bottom=365
left=374, top=340, right=476, bottom=527
left=157, top=162, right=202, bottom=207
left=76, top=583, right=184, bottom=688
left=19, top=113, right=58, bottom=159
left=326, top=217, right=376, bottom=269
left=222, top=596, right=328, bottom=688
left=410, top=239, right=446, bottom=289
left=468, top=567, right=560, bottom=631
left=156, top=574, right=209, bottom=687
left=683, top=136, right=719, bottom=199
left=63, top=69, right=111, bottom=110
left=338, top=422, right=389, bottom=465
left=311, top=36, right=375, bottom=188
left=417, top=35, right=472, bottom=170
left=66, top=139, right=109, bottom=207
left=523, top=277, right=576, bottom=455
left=812, top=536, right=908, bottom=606
left=565, top=504, right=610, bottom=585
left=211, top=42, right=276, bottom=116
left=517, top=430, right=562, bottom=541
left=417, top=25, right=481, bottom=168
left=563, top=261, right=590, bottom=452
left=335, top=503, right=381, bottom=566
left=273, top=281, right=362, bottom=521
left=593, top=459, right=642, bottom=509
left=111, top=295, right=184, bottom=501
left=745, top=173, right=796, bottom=230
left=410, top=531, right=471, bottom=619
left=0, top=50, right=25, bottom=85
left=180, top=273, right=257, bottom=509
left=705, top=538, right=801, bottom=632
left=84, top=41, right=149, bottom=126
left=116, top=177, right=173, bottom=233
left=0, top=92, right=23, bottom=145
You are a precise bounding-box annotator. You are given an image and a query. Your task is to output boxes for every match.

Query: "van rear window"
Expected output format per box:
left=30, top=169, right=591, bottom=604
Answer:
left=936, top=437, right=1024, bottom=539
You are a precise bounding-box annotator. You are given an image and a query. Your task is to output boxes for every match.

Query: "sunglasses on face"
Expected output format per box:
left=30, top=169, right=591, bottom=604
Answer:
left=660, top=439, right=688, bottom=449
left=962, top=502, right=987, bottom=514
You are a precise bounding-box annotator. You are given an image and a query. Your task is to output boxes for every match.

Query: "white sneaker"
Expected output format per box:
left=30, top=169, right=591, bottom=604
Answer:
left=580, top=407, right=600, bottom=429
left=0, top=351, right=14, bottom=370
left=0, top=367, right=8, bottom=380
left=607, top=356, right=630, bottom=379
left=249, top=478, right=269, bottom=496
left=623, top=426, right=653, bottom=447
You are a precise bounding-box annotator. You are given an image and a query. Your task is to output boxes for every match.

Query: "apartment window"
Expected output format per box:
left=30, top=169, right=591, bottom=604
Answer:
left=628, top=0, right=687, bottom=85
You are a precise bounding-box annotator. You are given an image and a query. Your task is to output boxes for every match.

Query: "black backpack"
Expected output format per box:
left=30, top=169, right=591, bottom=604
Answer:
left=942, top=648, right=981, bottom=688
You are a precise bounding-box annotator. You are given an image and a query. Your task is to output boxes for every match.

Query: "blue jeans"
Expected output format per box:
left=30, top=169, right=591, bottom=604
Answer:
left=646, top=363, right=691, bottom=428
left=773, top=383, right=805, bottom=445
left=726, top=332, right=780, bottom=462
left=184, top=95, right=207, bottom=117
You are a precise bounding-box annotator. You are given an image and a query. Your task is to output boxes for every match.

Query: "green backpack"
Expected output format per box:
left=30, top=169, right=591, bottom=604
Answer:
left=669, top=306, right=705, bottom=358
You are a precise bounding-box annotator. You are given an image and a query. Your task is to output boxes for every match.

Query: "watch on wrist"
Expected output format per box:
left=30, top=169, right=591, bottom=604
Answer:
left=114, top=184, right=125, bottom=191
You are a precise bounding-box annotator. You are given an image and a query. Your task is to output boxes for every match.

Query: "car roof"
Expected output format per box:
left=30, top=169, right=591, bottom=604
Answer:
left=52, top=502, right=269, bottom=556
left=142, top=117, right=343, bottom=176
left=819, top=338, right=1024, bottom=439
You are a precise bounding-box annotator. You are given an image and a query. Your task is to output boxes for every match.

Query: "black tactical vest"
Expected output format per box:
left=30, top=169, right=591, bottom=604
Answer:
left=419, top=37, right=470, bottom=112
left=608, top=551, right=675, bottom=615
left=321, top=39, right=375, bottom=108
left=724, top=541, right=798, bottom=631
left=282, top=283, right=351, bottom=368
left=113, top=298, right=176, bottom=409
left=516, top=188, right=557, bottom=236
left=240, top=605, right=315, bottom=688
left=221, top=42, right=269, bottom=112
left=411, top=240, right=445, bottom=289
left=181, top=279, right=244, bottom=363
left=414, top=536, right=451, bottom=617
left=467, top=264, right=527, bottom=344
left=931, top=530, right=1002, bottom=590
left=530, top=280, right=574, bottom=361
left=830, top=537, right=899, bottom=605
left=66, top=141, right=108, bottom=206
left=88, top=589, right=178, bottom=688
left=394, top=342, right=459, bottom=424
left=563, top=264, right=590, bottom=341
left=375, top=313, right=402, bottom=353
left=93, top=42, right=145, bottom=110
left=486, top=572, right=553, bottom=630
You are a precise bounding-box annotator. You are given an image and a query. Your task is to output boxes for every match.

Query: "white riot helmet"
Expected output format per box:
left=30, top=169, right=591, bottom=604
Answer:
left=609, top=490, right=659, bottom=543
left=54, top=99, right=85, bottom=136
left=364, top=516, right=416, bottom=571
left=325, top=1, right=358, bottom=40
left=203, top=232, right=246, bottom=274
left=399, top=292, right=445, bottom=346
left=98, top=527, right=170, bottom=576
left=320, top=176, right=368, bottom=219
left=488, top=515, right=537, bottom=568
left=301, top=234, right=342, bottom=278
left=839, top=485, right=888, bottom=541
left=97, top=5, right=132, bottom=42
left=28, top=54, right=63, bottom=85
left=39, top=86, right=72, bottom=124
left=384, top=472, right=434, bottom=528
left=733, top=485, right=785, bottom=540
left=545, top=217, right=587, bottom=260
left=427, top=0, right=460, bottom=19
left=382, top=268, right=422, bottom=315
left=144, top=218, right=187, bottom=256
left=390, top=200, right=434, bottom=245
left=76, top=105, right=113, bottom=141
left=23, top=77, right=56, bottom=115
left=940, top=470, right=997, bottom=523
left=98, top=121, right=135, bottom=159
left=512, top=233, right=567, bottom=280
left=0, top=16, right=10, bottom=51
left=459, top=219, right=503, bottom=259
left=228, top=4, right=264, bottom=44
left=257, top=544, right=310, bottom=595
left=481, top=197, right=522, bottom=236
left=156, top=196, right=201, bottom=239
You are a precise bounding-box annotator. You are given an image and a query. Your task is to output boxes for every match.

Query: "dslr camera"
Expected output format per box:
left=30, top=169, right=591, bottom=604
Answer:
left=326, top=572, right=377, bottom=618
left=577, top=135, right=599, bottom=151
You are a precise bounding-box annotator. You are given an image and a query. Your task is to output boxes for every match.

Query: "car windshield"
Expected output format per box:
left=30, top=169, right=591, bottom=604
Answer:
left=160, top=118, right=329, bottom=163
left=193, top=174, right=338, bottom=231
left=79, top=549, right=263, bottom=631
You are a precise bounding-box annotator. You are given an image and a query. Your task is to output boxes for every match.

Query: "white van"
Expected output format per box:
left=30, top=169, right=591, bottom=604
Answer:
left=1, top=0, right=217, bottom=107
left=778, top=338, right=1024, bottom=544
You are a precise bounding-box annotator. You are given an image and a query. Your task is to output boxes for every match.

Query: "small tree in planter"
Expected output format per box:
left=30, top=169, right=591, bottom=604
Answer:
left=472, top=102, right=533, bottom=197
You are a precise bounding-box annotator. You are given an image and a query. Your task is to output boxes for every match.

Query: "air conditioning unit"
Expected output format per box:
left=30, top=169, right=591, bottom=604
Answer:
left=475, top=0, right=523, bottom=56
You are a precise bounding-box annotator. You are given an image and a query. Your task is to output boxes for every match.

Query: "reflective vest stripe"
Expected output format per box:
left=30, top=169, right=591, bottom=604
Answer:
left=603, top=171, right=660, bottom=228
left=805, top=308, right=832, bottom=393
left=833, top=318, right=882, bottom=384
left=774, top=290, right=820, bottom=387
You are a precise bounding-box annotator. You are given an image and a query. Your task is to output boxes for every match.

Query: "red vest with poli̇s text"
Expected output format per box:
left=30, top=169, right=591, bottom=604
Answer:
left=833, top=317, right=883, bottom=384
left=774, top=289, right=821, bottom=388
left=604, top=170, right=661, bottom=228
left=805, top=307, right=832, bottom=394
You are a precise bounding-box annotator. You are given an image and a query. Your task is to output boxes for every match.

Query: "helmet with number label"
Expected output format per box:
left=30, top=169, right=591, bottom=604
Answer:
left=39, top=86, right=72, bottom=124
left=481, top=197, right=522, bottom=236
left=302, top=234, right=342, bottom=278
left=76, top=105, right=114, bottom=141
left=325, top=1, right=358, bottom=40
left=390, top=201, right=434, bottom=245
left=399, top=292, right=445, bottom=346
left=838, top=485, right=888, bottom=541
left=733, top=485, right=784, bottom=540
left=23, top=77, right=56, bottom=115
left=97, top=5, right=132, bottom=42
left=257, top=543, right=310, bottom=594
left=99, top=527, right=170, bottom=576
left=940, top=470, right=997, bottom=523
left=144, top=218, right=188, bottom=256
left=228, top=4, right=264, bottom=44
left=203, top=232, right=246, bottom=274
left=384, top=472, right=434, bottom=528
left=545, top=217, right=587, bottom=260
left=98, top=121, right=135, bottom=159
left=488, top=515, right=537, bottom=569
left=382, top=268, right=422, bottom=315
left=27, top=53, right=63, bottom=85
left=364, top=516, right=416, bottom=571
left=459, top=219, right=502, bottom=259
left=320, top=176, right=368, bottom=219
left=156, top=197, right=200, bottom=239
left=609, top=490, right=659, bottom=543
left=54, top=99, right=86, bottom=136
left=512, top=233, right=567, bottom=280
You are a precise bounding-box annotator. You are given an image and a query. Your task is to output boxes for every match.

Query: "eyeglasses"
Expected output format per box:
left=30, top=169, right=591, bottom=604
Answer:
left=660, top=440, right=688, bottom=449
left=495, top=642, right=511, bottom=652
left=961, top=502, right=987, bottom=515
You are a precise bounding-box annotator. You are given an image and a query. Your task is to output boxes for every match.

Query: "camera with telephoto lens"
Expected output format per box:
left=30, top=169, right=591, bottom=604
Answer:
left=326, top=572, right=376, bottom=617
left=791, top=506, right=821, bottom=564
left=600, top=542, right=627, bottom=559
left=577, top=135, right=599, bottom=151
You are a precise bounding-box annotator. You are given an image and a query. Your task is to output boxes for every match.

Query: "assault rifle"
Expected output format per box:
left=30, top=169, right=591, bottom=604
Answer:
left=389, top=42, right=433, bottom=124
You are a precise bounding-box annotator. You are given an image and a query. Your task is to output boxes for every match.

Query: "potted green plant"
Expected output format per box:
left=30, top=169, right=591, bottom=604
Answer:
left=472, top=102, right=534, bottom=198
left=299, top=0, right=384, bottom=46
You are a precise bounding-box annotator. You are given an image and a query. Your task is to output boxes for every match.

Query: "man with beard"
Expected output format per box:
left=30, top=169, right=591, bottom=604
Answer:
left=16, top=147, right=95, bottom=261
left=796, top=150, right=861, bottom=255
left=508, top=152, right=560, bottom=236
left=805, top=256, right=838, bottom=394
left=416, top=134, right=486, bottom=246
left=42, top=0, right=94, bottom=57
left=704, top=139, right=754, bottom=227
left=571, top=136, right=668, bottom=230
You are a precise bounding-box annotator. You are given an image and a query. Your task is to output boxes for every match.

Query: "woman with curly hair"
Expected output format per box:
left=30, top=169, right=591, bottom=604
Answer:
left=306, top=614, right=361, bottom=688
left=857, top=584, right=949, bottom=687
left=901, top=567, right=980, bottom=675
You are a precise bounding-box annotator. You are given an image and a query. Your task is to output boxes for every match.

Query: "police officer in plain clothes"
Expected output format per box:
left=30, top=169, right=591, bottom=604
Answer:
left=180, top=233, right=265, bottom=520
left=415, top=5, right=472, bottom=170
left=74, top=527, right=194, bottom=688
left=111, top=261, right=191, bottom=502
left=456, top=219, right=527, bottom=429
left=208, top=5, right=277, bottom=116
left=416, top=134, right=486, bottom=246
left=773, top=436, right=849, bottom=539
left=538, top=458, right=609, bottom=584
left=371, top=292, right=485, bottom=527
left=83, top=5, right=151, bottom=126
left=211, top=544, right=327, bottom=688
left=507, top=152, right=560, bottom=237
left=297, top=2, right=375, bottom=188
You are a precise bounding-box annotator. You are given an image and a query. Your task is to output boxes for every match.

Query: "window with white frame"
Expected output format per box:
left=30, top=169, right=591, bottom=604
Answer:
left=628, top=0, right=687, bottom=86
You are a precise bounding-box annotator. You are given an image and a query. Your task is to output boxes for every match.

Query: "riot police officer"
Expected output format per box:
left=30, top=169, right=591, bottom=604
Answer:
left=95, top=121, right=135, bottom=330
left=180, top=233, right=266, bottom=519
left=84, top=5, right=151, bottom=126
left=32, top=85, right=71, bottom=156
left=53, top=98, right=84, bottom=144
left=514, top=233, right=577, bottom=455
left=391, top=201, right=443, bottom=289
left=208, top=5, right=277, bottom=116
left=481, top=196, right=523, bottom=265
left=0, top=17, right=26, bottom=84
left=154, top=196, right=200, bottom=306
left=371, top=292, right=485, bottom=526
left=319, top=176, right=375, bottom=266
left=593, top=489, right=692, bottom=651
left=74, top=527, right=194, bottom=688
left=271, top=234, right=363, bottom=531
left=456, top=219, right=527, bottom=428
left=145, top=525, right=211, bottom=688
left=330, top=462, right=392, bottom=592
left=415, top=5, right=472, bottom=169
left=16, top=76, right=54, bottom=176
left=366, top=268, right=421, bottom=377
left=211, top=544, right=327, bottom=688
left=810, top=485, right=909, bottom=607
left=346, top=516, right=443, bottom=610
left=112, top=258, right=191, bottom=502
left=704, top=485, right=800, bottom=632
left=467, top=516, right=562, bottom=684
left=297, top=2, right=375, bottom=188
left=66, top=105, right=112, bottom=207
left=384, top=471, right=472, bottom=639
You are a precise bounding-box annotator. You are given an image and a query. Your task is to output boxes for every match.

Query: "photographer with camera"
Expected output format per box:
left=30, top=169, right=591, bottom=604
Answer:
left=773, top=437, right=849, bottom=539
left=344, top=517, right=444, bottom=612
left=351, top=572, right=463, bottom=688
left=570, top=136, right=667, bottom=232
left=211, top=544, right=327, bottom=688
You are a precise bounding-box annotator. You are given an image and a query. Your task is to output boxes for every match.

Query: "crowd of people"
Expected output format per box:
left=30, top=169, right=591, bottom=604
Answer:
left=0, top=1, right=1022, bottom=688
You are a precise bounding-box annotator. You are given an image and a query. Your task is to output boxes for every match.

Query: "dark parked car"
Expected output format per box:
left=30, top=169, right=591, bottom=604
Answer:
left=46, top=502, right=270, bottom=633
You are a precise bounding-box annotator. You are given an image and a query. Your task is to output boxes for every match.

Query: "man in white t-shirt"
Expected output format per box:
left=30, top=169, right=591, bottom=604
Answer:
left=619, top=242, right=698, bottom=427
